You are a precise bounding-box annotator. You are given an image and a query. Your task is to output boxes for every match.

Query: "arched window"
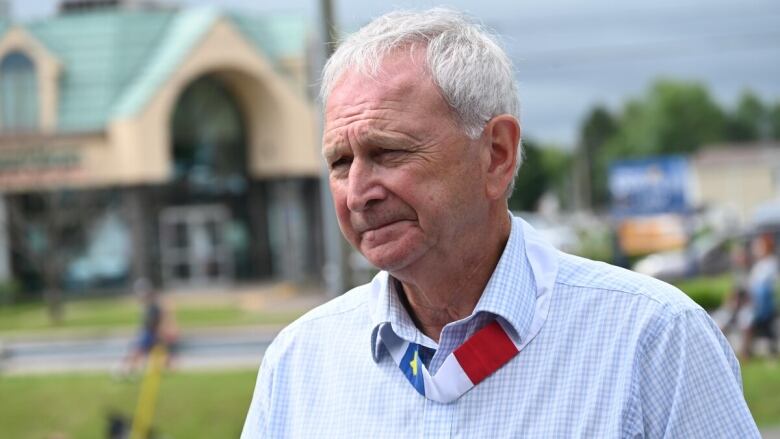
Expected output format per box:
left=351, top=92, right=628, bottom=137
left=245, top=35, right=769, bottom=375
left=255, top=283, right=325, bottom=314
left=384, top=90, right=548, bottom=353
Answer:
left=171, top=76, right=247, bottom=193
left=0, top=51, right=39, bottom=132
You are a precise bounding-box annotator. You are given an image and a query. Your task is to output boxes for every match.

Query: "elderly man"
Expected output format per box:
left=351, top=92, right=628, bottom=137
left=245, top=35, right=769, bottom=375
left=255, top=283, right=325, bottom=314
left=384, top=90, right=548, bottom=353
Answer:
left=242, top=9, right=758, bottom=438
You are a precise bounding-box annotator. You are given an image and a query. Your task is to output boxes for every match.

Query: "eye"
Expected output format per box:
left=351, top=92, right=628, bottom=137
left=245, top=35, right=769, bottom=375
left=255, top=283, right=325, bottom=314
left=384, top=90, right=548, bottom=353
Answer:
left=330, top=156, right=352, bottom=170
left=376, top=148, right=404, bottom=161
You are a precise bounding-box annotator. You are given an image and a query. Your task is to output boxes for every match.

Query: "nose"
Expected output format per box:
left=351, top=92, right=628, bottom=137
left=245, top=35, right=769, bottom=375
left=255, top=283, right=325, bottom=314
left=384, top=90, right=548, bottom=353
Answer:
left=346, top=157, right=386, bottom=212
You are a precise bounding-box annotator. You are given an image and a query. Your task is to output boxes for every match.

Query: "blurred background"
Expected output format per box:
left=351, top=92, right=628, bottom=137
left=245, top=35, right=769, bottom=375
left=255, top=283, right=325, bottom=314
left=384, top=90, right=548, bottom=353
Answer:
left=0, top=0, right=778, bottom=437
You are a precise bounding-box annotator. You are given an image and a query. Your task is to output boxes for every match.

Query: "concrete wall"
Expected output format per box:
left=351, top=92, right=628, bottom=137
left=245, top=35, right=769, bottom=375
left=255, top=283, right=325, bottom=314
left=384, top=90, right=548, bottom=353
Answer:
left=693, top=148, right=780, bottom=224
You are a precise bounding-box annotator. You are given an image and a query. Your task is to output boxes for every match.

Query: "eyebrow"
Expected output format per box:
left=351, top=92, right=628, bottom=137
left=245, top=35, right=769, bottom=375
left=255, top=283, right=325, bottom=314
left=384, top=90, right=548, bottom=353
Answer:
left=322, top=128, right=420, bottom=162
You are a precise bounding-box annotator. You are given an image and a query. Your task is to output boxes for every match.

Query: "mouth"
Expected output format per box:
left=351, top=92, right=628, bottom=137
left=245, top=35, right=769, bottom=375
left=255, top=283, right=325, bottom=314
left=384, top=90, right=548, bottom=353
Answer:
left=356, top=219, right=412, bottom=235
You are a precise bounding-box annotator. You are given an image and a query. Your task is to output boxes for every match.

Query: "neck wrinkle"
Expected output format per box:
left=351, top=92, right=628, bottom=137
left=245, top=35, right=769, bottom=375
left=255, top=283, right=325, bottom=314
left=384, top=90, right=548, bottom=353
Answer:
left=395, top=211, right=511, bottom=342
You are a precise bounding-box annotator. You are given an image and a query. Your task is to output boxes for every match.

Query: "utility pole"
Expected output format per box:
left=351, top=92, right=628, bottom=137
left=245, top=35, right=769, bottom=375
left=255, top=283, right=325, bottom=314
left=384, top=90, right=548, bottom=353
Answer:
left=318, top=0, right=351, bottom=296
left=321, top=0, right=338, bottom=57
left=0, top=0, right=10, bottom=20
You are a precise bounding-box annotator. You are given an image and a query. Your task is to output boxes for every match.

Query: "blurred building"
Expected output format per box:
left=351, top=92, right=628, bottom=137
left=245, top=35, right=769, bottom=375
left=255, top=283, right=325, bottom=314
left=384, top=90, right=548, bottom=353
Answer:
left=0, top=0, right=323, bottom=292
left=692, top=143, right=780, bottom=225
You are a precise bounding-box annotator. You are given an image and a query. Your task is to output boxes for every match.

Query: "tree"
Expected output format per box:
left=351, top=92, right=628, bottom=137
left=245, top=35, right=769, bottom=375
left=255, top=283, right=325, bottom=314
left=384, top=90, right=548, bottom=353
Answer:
left=771, top=101, right=780, bottom=141
left=605, top=80, right=726, bottom=157
left=725, top=90, right=767, bottom=142
left=7, top=190, right=103, bottom=323
left=539, top=146, right=574, bottom=208
left=579, top=79, right=728, bottom=209
left=578, top=106, right=617, bottom=208
left=508, top=139, right=572, bottom=212
left=509, top=139, right=548, bottom=212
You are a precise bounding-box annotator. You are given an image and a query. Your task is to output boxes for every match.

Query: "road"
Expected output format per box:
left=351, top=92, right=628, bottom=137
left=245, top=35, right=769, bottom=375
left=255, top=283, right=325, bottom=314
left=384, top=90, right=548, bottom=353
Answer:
left=0, top=326, right=279, bottom=375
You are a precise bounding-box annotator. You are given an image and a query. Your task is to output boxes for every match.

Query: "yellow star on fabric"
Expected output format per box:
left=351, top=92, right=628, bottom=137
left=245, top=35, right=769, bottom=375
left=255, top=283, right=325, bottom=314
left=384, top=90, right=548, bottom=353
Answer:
left=410, top=350, right=419, bottom=376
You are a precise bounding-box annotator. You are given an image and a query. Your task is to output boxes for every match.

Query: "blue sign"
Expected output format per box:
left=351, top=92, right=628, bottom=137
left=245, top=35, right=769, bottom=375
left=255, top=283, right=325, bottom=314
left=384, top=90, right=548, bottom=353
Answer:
left=609, top=156, right=691, bottom=217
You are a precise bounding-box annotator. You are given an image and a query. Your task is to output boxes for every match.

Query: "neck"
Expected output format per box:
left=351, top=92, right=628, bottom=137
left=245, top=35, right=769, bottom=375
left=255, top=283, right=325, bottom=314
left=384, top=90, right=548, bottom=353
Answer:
left=394, top=210, right=511, bottom=342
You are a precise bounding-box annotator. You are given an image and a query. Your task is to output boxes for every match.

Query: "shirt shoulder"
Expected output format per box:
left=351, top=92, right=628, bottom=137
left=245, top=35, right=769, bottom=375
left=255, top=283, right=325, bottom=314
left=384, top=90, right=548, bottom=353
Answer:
left=555, top=251, right=701, bottom=316
left=261, top=282, right=374, bottom=366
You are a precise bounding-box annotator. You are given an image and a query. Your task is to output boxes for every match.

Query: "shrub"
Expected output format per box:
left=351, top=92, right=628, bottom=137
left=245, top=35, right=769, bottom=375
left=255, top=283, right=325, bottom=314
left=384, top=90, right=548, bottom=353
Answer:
left=672, top=275, right=732, bottom=310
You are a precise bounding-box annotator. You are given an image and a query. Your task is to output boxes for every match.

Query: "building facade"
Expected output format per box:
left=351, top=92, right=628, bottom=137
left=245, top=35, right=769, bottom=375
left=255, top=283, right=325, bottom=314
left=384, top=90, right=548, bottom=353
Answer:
left=692, top=143, right=780, bottom=225
left=0, top=2, right=323, bottom=292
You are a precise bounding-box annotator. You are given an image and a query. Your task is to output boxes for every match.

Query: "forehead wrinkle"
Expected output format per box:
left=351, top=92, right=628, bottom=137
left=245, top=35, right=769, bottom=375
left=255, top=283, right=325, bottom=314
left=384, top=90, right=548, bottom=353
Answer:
left=323, top=53, right=462, bottom=155
left=327, top=109, right=429, bottom=151
left=326, top=94, right=423, bottom=132
left=352, top=124, right=424, bottom=150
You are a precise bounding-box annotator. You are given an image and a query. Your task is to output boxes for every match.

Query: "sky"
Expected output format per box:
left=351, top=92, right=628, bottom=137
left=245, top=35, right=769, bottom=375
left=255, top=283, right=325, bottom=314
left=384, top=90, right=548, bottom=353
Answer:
left=8, top=0, right=780, bottom=148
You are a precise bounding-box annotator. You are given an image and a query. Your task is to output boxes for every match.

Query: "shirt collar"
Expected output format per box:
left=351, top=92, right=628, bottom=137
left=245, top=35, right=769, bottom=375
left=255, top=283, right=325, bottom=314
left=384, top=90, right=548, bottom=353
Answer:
left=369, top=214, right=543, bottom=363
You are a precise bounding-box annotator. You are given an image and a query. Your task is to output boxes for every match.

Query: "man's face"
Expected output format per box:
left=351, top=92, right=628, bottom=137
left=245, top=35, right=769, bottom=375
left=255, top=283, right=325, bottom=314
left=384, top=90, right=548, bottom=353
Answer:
left=323, top=50, right=490, bottom=273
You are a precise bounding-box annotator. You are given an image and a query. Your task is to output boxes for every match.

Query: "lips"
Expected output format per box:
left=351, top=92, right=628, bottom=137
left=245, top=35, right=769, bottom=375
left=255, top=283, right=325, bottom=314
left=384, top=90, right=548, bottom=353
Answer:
left=354, top=219, right=403, bottom=234
left=351, top=213, right=415, bottom=234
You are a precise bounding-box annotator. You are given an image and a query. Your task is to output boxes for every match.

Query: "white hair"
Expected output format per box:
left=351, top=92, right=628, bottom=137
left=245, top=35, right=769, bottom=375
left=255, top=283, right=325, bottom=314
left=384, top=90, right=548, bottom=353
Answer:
left=320, top=8, right=522, bottom=197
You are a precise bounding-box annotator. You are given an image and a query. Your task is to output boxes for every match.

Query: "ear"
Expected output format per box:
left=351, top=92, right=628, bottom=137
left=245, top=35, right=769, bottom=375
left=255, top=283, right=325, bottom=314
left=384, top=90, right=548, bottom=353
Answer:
left=483, top=115, right=521, bottom=200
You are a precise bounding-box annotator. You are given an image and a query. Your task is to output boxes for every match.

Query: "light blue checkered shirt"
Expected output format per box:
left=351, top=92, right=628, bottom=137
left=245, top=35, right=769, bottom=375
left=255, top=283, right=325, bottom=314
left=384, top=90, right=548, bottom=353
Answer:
left=242, top=215, right=759, bottom=438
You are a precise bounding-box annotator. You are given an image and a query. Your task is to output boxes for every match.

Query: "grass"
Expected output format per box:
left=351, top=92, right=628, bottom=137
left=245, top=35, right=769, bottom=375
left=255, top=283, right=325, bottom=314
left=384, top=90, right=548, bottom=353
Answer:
left=0, top=297, right=305, bottom=335
left=743, top=360, right=780, bottom=427
left=0, top=369, right=257, bottom=439
left=0, top=361, right=778, bottom=437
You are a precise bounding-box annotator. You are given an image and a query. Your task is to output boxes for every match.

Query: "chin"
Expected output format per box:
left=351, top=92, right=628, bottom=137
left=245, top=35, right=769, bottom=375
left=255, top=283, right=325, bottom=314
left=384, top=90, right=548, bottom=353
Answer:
left=361, top=243, right=426, bottom=273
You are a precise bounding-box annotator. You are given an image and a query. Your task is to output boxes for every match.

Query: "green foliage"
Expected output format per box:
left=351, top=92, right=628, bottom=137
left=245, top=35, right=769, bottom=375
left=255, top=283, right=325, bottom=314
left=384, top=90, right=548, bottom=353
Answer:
left=578, top=79, right=780, bottom=209
left=672, top=274, right=732, bottom=310
left=582, top=106, right=618, bottom=154
left=580, top=106, right=618, bottom=206
left=771, top=102, right=780, bottom=140
left=539, top=146, right=574, bottom=206
left=508, top=139, right=573, bottom=212
left=0, top=370, right=257, bottom=439
left=604, top=80, right=725, bottom=158
left=509, top=139, right=548, bottom=211
left=725, top=90, right=768, bottom=142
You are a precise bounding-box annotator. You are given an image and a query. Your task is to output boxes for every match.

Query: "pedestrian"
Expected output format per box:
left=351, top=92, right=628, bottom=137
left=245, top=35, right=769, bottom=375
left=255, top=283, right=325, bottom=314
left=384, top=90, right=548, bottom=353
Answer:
left=741, top=233, right=778, bottom=361
left=718, top=244, right=751, bottom=335
left=242, top=8, right=759, bottom=437
left=119, top=278, right=174, bottom=376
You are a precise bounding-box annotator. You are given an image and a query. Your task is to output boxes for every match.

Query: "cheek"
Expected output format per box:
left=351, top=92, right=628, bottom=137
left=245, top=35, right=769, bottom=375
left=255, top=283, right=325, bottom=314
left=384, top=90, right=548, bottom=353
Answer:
left=330, top=185, right=361, bottom=245
left=329, top=184, right=349, bottom=220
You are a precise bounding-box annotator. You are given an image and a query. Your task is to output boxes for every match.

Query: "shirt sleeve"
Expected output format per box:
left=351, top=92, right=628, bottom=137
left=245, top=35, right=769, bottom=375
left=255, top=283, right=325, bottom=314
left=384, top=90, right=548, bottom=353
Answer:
left=636, top=308, right=760, bottom=438
left=240, top=352, right=274, bottom=439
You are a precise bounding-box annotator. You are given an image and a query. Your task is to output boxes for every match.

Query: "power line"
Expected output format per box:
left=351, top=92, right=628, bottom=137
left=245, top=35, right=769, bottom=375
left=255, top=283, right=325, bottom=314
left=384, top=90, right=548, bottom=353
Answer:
left=510, top=30, right=780, bottom=72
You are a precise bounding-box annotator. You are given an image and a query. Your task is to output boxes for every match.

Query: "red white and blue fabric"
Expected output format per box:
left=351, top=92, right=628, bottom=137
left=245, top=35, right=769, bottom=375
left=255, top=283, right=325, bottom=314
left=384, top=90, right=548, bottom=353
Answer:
left=383, top=320, right=517, bottom=402
left=382, top=226, right=555, bottom=403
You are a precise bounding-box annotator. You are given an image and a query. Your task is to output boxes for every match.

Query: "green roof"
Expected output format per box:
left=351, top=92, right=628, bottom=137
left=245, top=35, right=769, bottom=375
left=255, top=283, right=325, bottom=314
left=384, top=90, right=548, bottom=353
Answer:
left=7, top=7, right=309, bottom=133
left=110, top=7, right=217, bottom=119
left=231, top=13, right=308, bottom=60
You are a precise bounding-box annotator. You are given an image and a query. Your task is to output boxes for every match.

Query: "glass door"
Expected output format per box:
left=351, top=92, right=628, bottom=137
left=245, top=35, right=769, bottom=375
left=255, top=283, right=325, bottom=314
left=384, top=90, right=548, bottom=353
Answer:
left=159, top=205, right=234, bottom=289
